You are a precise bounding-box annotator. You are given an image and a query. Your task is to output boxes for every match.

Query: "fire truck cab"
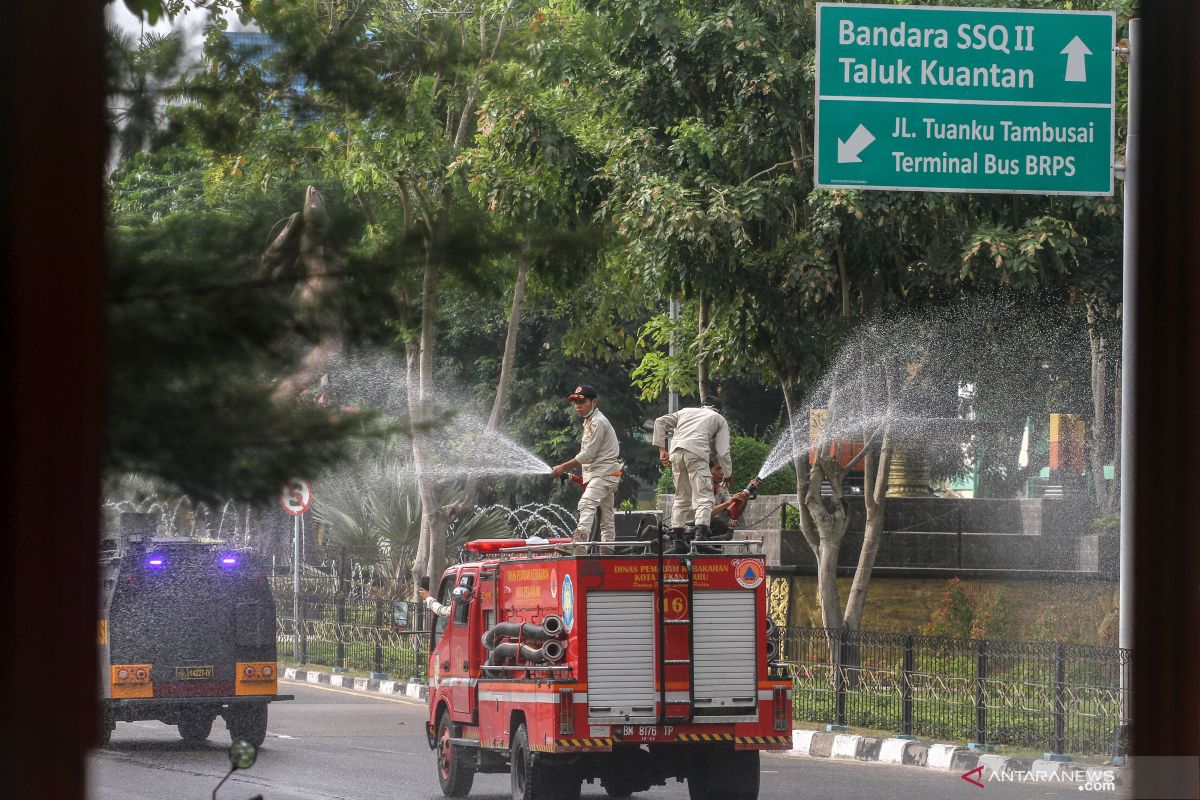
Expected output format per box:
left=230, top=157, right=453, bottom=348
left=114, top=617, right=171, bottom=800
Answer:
left=424, top=537, right=791, bottom=800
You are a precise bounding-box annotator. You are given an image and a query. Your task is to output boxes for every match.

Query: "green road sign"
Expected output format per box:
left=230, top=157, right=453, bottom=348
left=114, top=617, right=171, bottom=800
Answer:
left=815, top=3, right=1116, bottom=195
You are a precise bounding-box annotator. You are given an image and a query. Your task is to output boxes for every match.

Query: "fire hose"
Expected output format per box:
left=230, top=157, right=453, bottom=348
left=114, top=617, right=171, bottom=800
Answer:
left=482, top=616, right=568, bottom=669
left=725, top=477, right=764, bottom=522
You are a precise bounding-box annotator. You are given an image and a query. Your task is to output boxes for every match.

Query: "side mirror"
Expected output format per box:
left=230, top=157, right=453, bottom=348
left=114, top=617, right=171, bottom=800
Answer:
left=213, top=739, right=257, bottom=799
left=451, top=585, right=471, bottom=604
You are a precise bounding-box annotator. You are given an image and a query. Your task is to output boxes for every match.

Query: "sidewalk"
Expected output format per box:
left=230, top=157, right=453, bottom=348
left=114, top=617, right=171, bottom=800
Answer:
left=784, top=728, right=1130, bottom=791
left=282, top=666, right=428, bottom=702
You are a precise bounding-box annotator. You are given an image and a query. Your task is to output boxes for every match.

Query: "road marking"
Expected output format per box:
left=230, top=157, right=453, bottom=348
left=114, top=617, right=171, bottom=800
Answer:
left=349, top=745, right=418, bottom=756
left=281, top=678, right=425, bottom=707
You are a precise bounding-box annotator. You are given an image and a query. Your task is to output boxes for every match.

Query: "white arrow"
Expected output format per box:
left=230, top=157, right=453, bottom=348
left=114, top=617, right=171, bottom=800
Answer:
left=1061, top=35, right=1092, bottom=83
left=837, top=124, right=875, bottom=163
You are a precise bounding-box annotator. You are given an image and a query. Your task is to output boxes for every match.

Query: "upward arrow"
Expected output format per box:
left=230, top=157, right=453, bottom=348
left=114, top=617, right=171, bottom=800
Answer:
left=837, top=124, right=875, bottom=163
left=1061, top=35, right=1092, bottom=83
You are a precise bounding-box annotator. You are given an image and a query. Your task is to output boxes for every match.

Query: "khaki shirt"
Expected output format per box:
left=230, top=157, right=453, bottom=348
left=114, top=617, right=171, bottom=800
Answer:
left=652, top=406, right=733, bottom=477
left=713, top=485, right=736, bottom=527
left=575, top=407, right=621, bottom=482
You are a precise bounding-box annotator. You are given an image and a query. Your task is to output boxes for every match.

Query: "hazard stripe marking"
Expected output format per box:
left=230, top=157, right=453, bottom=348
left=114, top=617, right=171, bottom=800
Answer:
left=554, top=738, right=614, bottom=748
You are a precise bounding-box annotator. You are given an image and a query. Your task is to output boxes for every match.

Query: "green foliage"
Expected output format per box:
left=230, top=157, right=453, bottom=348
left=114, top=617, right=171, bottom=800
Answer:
left=923, top=578, right=1013, bottom=640
left=107, top=181, right=371, bottom=501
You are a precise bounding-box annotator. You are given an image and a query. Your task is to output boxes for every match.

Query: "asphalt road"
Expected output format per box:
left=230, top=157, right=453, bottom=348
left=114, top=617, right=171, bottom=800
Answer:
left=87, top=680, right=1126, bottom=800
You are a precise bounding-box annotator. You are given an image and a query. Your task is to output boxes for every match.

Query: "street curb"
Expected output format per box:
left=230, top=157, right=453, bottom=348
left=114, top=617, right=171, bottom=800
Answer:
left=283, top=667, right=428, bottom=702
left=784, top=730, right=1130, bottom=788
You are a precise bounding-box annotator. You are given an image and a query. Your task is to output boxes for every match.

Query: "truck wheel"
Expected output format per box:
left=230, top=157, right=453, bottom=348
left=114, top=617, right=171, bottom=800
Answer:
left=436, top=713, right=475, bottom=797
left=98, top=708, right=115, bottom=747
left=603, top=780, right=634, bottom=798
left=510, top=723, right=580, bottom=800
left=688, top=750, right=759, bottom=800
left=177, top=713, right=214, bottom=744
left=225, top=704, right=268, bottom=748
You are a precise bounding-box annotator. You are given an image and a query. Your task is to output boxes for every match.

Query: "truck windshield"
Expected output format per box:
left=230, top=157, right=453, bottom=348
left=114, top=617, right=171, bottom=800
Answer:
left=108, top=547, right=271, bottom=666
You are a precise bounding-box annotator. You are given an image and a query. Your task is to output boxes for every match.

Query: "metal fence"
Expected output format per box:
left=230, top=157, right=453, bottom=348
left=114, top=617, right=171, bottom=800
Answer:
left=271, top=595, right=1129, bottom=756
left=275, top=591, right=430, bottom=681
left=781, top=627, right=1131, bottom=755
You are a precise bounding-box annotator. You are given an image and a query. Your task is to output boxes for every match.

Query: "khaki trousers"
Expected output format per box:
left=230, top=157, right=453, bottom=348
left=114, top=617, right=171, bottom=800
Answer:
left=670, top=449, right=714, bottom=527
left=576, top=474, right=619, bottom=543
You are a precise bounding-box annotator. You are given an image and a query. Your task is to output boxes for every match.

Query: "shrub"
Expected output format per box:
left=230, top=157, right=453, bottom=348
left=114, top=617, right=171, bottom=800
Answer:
left=923, top=578, right=1012, bottom=640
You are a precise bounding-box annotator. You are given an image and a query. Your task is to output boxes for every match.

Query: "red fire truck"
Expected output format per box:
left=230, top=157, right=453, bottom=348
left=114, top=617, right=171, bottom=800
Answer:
left=424, top=537, right=791, bottom=800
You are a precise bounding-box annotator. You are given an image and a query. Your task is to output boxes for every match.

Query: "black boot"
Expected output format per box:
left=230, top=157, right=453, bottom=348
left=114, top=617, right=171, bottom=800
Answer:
left=693, top=524, right=718, bottom=553
left=666, top=527, right=689, bottom=555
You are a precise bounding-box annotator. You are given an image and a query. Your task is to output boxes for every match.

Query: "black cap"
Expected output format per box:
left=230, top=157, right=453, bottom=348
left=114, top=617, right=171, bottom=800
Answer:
left=568, top=384, right=598, bottom=401
left=702, top=395, right=723, bottom=411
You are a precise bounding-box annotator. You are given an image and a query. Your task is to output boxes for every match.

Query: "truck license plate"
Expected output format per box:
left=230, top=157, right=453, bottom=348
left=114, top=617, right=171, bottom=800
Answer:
left=175, top=666, right=214, bottom=680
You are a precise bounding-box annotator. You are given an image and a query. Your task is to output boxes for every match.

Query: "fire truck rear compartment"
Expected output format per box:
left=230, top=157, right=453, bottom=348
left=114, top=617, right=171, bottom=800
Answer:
left=585, top=591, right=657, bottom=721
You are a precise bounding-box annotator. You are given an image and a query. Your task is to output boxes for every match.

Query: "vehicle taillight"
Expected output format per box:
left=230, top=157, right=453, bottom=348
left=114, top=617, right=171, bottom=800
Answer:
left=772, top=686, right=790, bottom=732
left=558, top=689, right=574, bottom=735
left=111, top=664, right=152, bottom=685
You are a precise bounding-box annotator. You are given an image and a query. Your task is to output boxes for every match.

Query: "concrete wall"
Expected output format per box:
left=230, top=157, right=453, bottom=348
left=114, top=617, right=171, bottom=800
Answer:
left=658, top=493, right=1109, bottom=575
left=780, top=574, right=1119, bottom=645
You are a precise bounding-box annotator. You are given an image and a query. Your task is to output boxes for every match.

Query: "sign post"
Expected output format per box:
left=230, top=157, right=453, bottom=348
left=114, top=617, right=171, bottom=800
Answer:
left=815, top=3, right=1116, bottom=195
left=280, top=479, right=313, bottom=660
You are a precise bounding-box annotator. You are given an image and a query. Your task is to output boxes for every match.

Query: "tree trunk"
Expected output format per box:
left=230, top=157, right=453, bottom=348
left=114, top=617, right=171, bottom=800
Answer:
left=407, top=340, right=430, bottom=600
left=781, top=379, right=819, bottom=553
left=782, top=378, right=848, bottom=628
left=1110, top=353, right=1121, bottom=516
left=266, top=188, right=346, bottom=403
left=1088, top=301, right=1112, bottom=513
left=455, top=241, right=531, bottom=515
left=805, top=457, right=848, bottom=629
left=843, top=439, right=891, bottom=631
left=487, top=243, right=529, bottom=432
left=842, top=345, right=893, bottom=631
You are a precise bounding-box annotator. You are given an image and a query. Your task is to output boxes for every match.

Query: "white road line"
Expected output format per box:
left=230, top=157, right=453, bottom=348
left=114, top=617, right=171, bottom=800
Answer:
left=348, top=746, right=417, bottom=755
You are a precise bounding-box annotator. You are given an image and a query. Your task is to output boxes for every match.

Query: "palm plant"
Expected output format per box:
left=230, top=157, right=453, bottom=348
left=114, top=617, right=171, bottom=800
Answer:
left=106, top=24, right=189, bottom=164
left=313, top=457, right=423, bottom=599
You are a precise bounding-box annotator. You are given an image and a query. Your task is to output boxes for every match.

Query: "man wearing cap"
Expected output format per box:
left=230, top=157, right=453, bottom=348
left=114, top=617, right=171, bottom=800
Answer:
left=653, top=397, right=732, bottom=551
left=550, top=385, right=622, bottom=548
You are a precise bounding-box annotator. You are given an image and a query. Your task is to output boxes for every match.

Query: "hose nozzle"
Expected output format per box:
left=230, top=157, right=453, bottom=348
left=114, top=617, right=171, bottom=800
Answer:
left=744, top=477, right=763, bottom=500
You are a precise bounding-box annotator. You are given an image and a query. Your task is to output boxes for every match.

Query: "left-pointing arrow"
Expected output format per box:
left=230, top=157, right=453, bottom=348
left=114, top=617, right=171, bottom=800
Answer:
left=837, top=124, right=875, bottom=163
left=1061, top=35, right=1092, bottom=82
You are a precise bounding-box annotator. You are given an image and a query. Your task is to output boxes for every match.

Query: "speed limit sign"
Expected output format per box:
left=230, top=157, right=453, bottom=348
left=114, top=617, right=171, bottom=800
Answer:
left=279, top=479, right=313, bottom=516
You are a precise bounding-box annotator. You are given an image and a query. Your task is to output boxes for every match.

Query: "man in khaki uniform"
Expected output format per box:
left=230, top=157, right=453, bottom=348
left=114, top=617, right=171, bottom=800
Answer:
left=653, top=397, right=732, bottom=551
left=550, top=384, right=622, bottom=547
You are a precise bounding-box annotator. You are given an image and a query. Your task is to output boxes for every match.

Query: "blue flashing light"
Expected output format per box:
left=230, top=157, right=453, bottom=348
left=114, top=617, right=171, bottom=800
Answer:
left=146, top=555, right=167, bottom=570
left=219, top=553, right=239, bottom=569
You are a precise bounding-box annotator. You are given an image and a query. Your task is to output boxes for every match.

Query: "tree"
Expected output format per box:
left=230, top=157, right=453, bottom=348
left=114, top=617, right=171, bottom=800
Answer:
left=555, top=0, right=1130, bottom=630
left=107, top=150, right=369, bottom=500
left=106, top=25, right=189, bottom=166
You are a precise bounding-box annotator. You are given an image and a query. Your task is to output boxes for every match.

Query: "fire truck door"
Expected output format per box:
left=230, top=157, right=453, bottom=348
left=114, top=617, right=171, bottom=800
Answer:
left=448, top=567, right=479, bottom=721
